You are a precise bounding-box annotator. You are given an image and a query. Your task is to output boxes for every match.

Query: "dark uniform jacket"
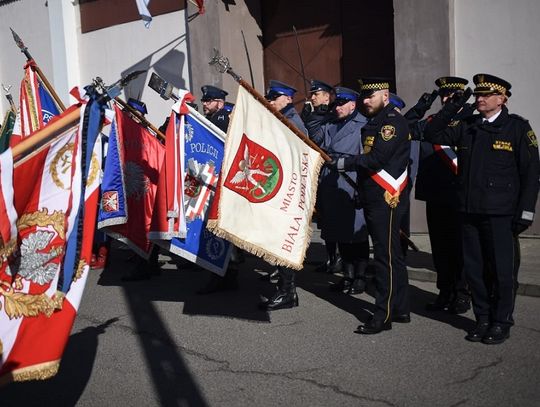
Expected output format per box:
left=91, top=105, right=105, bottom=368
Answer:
left=207, top=107, right=230, bottom=133
left=423, top=105, right=540, bottom=218
left=344, top=103, right=411, bottom=205
left=302, top=104, right=334, bottom=134
left=281, top=104, right=307, bottom=134
left=412, top=104, right=475, bottom=206
left=311, top=110, right=368, bottom=241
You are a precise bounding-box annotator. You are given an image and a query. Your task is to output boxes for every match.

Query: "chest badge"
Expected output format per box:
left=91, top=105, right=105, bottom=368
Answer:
left=380, top=125, right=396, bottom=141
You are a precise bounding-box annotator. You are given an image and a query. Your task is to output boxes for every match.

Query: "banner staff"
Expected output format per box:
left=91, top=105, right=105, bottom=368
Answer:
left=209, top=49, right=331, bottom=162
left=292, top=25, right=309, bottom=99
left=10, top=27, right=66, bottom=112
left=2, top=84, right=17, bottom=113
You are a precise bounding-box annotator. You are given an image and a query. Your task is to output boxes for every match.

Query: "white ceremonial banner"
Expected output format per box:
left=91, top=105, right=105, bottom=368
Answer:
left=211, top=86, right=323, bottom=270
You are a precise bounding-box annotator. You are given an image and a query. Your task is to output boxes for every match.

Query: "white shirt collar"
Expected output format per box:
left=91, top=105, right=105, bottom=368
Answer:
left=483, top=109, right=502, bottom=123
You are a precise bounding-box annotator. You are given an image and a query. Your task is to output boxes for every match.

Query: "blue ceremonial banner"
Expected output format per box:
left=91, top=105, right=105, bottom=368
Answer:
left=97, top=115, right=128, bottom=228
left=159, top=108, right=231, bottom=276
left=38, top=79, right=60, bottom=124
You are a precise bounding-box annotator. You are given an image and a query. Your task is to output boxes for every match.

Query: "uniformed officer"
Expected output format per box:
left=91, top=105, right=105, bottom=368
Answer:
left=198, top=85, right=241, bottom=294
left=309, top=87, right=369, bottom=293
left=330, top=78, right=411, bottom=334
left=260, top=80, right=306, bottom=310
left=201, top=85, right=230, bottom=132
left=301, top=79, right=341, bottom=274
left=423, top=74, right=540, bottom=344
left=406, top=77, right=473, bottom=314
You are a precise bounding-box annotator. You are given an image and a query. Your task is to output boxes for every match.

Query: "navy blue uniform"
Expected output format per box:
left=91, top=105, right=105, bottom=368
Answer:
left=206, top=107, right=230, bottom=133
left=424, top=105, right=540, bottom=326
left=343, top=102, right=411, bottom=322
left=281, top=104, right=307, bottom=134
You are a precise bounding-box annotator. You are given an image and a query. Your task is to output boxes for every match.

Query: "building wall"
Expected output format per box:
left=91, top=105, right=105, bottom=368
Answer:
left=0, top=1, right=54, bottom=116
left=393, top=0, right=452, bottom=233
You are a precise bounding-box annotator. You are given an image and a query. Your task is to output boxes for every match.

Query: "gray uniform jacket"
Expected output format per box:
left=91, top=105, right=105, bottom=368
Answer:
left=281, top=104, right=308, bottom=134
left=312, top=110, right=368, bottom=242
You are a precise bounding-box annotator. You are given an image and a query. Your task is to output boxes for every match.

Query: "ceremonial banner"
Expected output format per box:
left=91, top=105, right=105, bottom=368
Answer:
left=10, top=61, right=61, bottom=146
left=0, top=110, right=15, bottom=154
left=98, top=105, right=165, bottom=258
left=210, top=86, right=323, bottom=270
left=0, top=102, right=88, bottom=384
left=156, top=107, right=231, bottom=276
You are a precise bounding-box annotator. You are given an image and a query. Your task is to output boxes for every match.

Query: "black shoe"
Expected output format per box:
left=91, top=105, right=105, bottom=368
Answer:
left=425, top=292, right=452, bottom=311
left=259, top=291, right=299, bottom=311
left=354, top=319, right=392, bottom=335
left=482, top=324, right=510, bottom=345
left=465, top=321, right=490, bottom=342
left=448, top=296, right=471, bottom=314
left=392, top=313, right=411, bottom=323
left=348, top=278, right=366, bottom=295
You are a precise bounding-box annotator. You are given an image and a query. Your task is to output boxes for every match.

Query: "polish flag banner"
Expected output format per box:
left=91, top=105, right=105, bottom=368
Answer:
left=209, top=86, right=323, bottom=270
left=0, top=103, right=86, bottom=385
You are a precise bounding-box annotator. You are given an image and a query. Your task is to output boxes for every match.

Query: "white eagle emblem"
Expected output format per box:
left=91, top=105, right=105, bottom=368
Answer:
left=229, top=145, right=272, bottom=194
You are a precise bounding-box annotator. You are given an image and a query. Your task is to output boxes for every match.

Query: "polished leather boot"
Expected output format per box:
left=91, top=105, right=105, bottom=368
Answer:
left=464, top=321, right=490, bottom=342
left=448, top=294, right=471, bottom=314
left=260, top=268, right=299, bottom=310
left=355, top=318, right=392, bottom=335
left=330, top=262, right=354, bottom=293
left=482, top=324, right=510, bottom=345
left=349, top=260, right=367, bottom=294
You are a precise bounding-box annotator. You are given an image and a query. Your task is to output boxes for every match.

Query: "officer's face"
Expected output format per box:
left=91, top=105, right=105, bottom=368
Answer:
left=310, top=91, right=330, bottom=107
left=269, top=94, right=291, bottom=112
left=335, top=100, right=356, bottom=119
left=202, top=99, right=224, bottom=115
left=362, top=90, right=387, bottom=117
left=475, top=93, right=505, bottom=117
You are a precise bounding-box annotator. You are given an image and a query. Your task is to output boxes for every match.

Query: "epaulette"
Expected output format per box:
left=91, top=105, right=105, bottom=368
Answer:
left=509, top=113, right=528, bottom=122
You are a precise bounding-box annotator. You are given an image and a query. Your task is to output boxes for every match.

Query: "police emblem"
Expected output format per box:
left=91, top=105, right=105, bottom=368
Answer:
left=527, top=130, right=538, bottom=148
left=102, top=190, right=119, bottom=212
left=380, top=125, right=396, bottom=141
left=205, top=235, right=226, bottom=260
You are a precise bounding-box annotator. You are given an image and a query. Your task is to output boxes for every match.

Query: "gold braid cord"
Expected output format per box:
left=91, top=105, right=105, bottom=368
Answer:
left=384, top=191, right=400, bottom=209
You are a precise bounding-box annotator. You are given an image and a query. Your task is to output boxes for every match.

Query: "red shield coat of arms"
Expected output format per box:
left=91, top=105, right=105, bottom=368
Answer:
left=224, top=134, right=283, bottom=203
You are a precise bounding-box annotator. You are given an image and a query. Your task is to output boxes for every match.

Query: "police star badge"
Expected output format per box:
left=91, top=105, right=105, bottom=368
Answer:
left=380, top=125, right=396, bottom=141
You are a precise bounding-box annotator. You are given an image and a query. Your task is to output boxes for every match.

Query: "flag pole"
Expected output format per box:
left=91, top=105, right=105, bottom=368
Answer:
left=2, top=84, right=17, bottom=113
left=10, top=28, right=66, bottom=112
left=209, top=49, right=331, bottom=162
left=112, top=97, right=166, bottom=141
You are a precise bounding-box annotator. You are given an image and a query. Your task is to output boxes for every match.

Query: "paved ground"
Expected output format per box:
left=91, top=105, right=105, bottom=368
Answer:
left=2, top=231, right=540, bottom=407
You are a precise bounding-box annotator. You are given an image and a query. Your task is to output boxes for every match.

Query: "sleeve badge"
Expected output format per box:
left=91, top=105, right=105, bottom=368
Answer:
left=527, top=130, right=538, bottom=148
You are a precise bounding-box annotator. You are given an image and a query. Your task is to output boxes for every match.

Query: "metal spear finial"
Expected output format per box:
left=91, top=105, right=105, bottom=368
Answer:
left=10, top=27, right=33, bottom=61
left=2, top=83, right=16, bottom=112
left=209, top=49, right=242, bottom=82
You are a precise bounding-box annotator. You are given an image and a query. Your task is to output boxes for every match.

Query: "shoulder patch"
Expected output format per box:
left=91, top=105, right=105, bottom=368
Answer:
left=448, top=120, right=460, bottom=127
left=380, top=125, right=396, bottom=141
left=527, top=130, right=538, bottom=147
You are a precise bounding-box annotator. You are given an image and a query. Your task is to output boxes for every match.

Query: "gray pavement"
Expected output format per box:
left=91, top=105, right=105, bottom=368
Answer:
left=2, top=231, right=540, bottom=406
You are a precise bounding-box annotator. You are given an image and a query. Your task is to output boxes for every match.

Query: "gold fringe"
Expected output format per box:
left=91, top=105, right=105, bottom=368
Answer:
left=209, top=154, right=325, bottom=271
left=0, top=360, right=60, bottom=387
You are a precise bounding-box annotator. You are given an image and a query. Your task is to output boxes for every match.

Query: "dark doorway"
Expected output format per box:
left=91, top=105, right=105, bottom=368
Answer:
left=261, top=1, right=395, bottom=109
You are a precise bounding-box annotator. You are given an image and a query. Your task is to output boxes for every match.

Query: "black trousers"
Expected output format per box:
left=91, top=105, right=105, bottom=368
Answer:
left=461, top=214, right=516, bottom=326
left=338, top=240, right=369, bottom=264
left=364, top=197, right=409, bottom=322
left=426, top=202, right=467, bottom=296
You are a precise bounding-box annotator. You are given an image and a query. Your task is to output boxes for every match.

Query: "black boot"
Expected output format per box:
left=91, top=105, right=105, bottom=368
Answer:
left=425, top=290, right=452, bottom=311
left=330, top=262, right=354, bottom=293
left=260, top=268, right=299, bottom=311
left=349, top=260, right=367, bottom=294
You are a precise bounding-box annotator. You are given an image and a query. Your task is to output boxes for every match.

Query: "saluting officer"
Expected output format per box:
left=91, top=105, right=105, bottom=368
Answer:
left=302, top=79, right=341, bottom=274
left=201, top=85, right=230, bottom=132
left=406, top=77, right=473, bottom=314
left=423, top=74, right=540, bottom=344
left=310, top=87, right=369, bottom=294
left=330, top=78, right=411, bottom=334
left=259, top=80, right=306, bottom=310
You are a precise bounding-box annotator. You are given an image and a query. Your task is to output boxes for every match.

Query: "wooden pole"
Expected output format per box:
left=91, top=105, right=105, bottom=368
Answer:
left=113, top=97, right=166, bottom=141
left=32, top=64, right=66, bottom=112
left=236, top=78, right=331, bottom=162
left=11, top=106, right=81, bottom=166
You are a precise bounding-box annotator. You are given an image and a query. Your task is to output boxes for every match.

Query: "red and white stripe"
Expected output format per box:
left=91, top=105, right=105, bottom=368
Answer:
left=433, top=144, right=458, bottom=175
left=371, top=169, right=408, bottom=195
